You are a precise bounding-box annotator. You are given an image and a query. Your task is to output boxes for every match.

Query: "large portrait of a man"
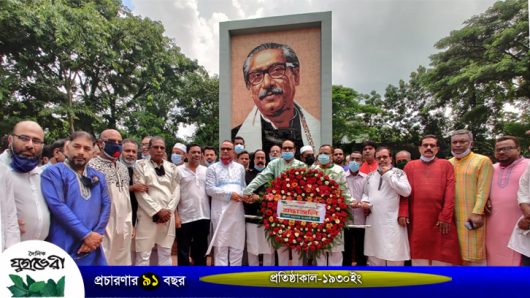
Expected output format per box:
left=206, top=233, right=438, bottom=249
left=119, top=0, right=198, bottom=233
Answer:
left=220, top=12, right=331, bottom=154
left=231, top=42, right=320, bottom=153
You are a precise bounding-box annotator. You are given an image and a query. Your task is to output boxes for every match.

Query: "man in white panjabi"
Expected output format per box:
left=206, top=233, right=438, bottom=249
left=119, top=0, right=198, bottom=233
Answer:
left=88, top=129, right=133, bottom=265
left=360, top=147, right=411, bottom=266
left=311, top=144, right=352, bottom=266
left=134, top=136, right=181, bottom=266
left=206, top=140, right=246, bottom=266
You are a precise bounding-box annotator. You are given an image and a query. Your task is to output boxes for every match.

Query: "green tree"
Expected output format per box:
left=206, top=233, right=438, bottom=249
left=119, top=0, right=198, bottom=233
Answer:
left=425, top=0, right=529, bottom=154
left=331, top=85, right=382, bottom=146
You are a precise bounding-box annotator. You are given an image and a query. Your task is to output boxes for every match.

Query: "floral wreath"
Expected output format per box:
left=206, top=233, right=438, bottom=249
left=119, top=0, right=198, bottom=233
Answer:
left=260, top=167, right=349, bottom=258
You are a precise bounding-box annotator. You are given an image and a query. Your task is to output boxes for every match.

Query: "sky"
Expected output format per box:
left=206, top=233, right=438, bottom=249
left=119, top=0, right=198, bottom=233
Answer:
left=123, top=0, right=499, bottom=96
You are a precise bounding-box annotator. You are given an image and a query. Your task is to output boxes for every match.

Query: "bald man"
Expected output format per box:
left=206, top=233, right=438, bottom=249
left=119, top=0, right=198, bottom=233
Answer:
left=88, top=129, right=133, bottom=265
left=0, top=120, right=50, bottom=241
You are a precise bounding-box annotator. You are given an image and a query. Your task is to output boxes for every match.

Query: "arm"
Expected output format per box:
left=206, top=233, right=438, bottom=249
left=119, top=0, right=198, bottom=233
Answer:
left=41, top=167, right=91, bottom=241
left=93, top=173, right=111, bottom=235
left=383, top=169, right=411, bottom=197
left=133, top=163, right=162, bottom=216
left=399, top=165, right=412, bottom=219
left=439, top=162, right=455, bottom=223
left=472, top=157, right=493, bottom=214
left=2, top=171, right=20, bottom=249
left=167, top=166, right=181, bottom=212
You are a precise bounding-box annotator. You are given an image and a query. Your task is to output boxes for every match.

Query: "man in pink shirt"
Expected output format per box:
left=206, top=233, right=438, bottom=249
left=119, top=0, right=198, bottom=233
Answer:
left=487, top=135, right=529, bottom=265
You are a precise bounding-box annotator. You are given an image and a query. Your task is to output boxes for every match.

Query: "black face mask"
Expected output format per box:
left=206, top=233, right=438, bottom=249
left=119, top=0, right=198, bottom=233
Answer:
left=80, top=175, right=99, bottom=188
left=154, top=165, right=165, bottom=176
left=304, top=155, right=315, bottom=166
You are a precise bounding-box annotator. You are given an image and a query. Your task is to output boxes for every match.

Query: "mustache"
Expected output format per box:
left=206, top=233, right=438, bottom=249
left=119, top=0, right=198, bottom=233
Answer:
left=424, top=150, right=433, bottom=154
left=256, top=162, right=265, bottom=166
left=258, top=87, right=283, bottom=100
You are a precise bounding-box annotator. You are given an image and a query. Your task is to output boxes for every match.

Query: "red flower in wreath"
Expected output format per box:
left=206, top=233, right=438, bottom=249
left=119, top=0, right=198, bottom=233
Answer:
left=260, top=167, right=349, bottom=258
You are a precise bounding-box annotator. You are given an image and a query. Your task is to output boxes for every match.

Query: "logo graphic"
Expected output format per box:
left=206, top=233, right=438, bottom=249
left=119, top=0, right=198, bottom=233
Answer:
left=0, top=240, right=84, bottom=298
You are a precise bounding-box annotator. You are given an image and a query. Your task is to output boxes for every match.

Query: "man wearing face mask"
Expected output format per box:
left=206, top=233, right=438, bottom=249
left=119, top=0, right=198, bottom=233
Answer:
left=449, top=129, right=493, bottom=266
left=171, top=143, right=187, bottom=166
left=300, top=145, right=315, bottom=166
left=344, top=151, right=367, bottom=266
left=205, top=140, right=246, bottom=266
left=243, top=149, right=274, bottom=265
left=395, top=150, right=411, bottom=170
left=233, top=136, right=246, bottom=156
left=243, top=139, right=306, bottom=265
left=311, top=144, right=352, bottom=266
left=88, top=129, right=133, bottom=265
left=0, top=120, right=50, bottom=241
left=400, top=135, right=461, bottom=266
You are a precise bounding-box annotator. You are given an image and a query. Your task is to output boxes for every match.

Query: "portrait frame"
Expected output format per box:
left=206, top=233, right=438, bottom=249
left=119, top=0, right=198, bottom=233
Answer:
left=219, top=11, right=332, bottom=152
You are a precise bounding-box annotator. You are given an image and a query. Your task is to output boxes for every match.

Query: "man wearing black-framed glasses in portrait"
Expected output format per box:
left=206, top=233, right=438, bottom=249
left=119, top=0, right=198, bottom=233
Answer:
left=231, top=42, right=320, bottom=154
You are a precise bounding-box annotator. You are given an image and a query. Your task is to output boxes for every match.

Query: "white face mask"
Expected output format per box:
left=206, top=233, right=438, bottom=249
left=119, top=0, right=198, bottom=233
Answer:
left=451, top=147, right=471, bottom=159
left=420, top=155, right=435, bottom=163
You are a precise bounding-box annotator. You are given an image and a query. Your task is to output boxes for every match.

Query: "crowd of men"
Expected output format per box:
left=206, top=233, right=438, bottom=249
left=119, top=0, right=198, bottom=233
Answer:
left=1, top=120, right=529, bottom=267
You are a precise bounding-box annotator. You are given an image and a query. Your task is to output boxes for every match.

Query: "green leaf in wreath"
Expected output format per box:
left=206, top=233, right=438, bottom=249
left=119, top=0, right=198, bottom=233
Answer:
left=56, top=276, right=65, bottom=296
left=46, top=278, right=57, bottom=289
left=26, top=275, right=36, bottom=288
left=7, top=285, right=28, bottom=297
left=9, top=274, right=27, bottom=290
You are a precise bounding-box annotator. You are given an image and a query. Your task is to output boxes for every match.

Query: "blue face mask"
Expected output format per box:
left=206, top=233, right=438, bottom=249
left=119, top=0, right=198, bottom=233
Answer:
left=281, top=151, right=294, bottom=161
left=171, top=153, right=182, bottom=165
left=349, top=161, right=360, bottom=172
left=234, top=144, right=245, bottom=154
left=10, top=150, right=39, bottom=173
left=318, top=154, right=331, bottom=165
left=205, top=160, right=215, bottom=167
left=103, top=142, right=122, bottom=159
left=269, top=156, right=277, bottom=161
left=254, top=164, right=265, bottom=171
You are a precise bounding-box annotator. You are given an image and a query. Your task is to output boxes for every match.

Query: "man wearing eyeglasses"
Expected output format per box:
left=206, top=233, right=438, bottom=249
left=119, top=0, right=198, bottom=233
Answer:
left=231, top=42, right=320, bottom=154
left=88, top=129, right=133, bottom=265
left=399, top=135, right=461, bottom=266
left=486, top=136, right=528, bottom=265
left=41, top=131, right=111, bottom=265
left=133, top=136, right=181, bottom=266
left=449, top=129, right=493, bottom=265
left=0, top=120, right=50, bottom=242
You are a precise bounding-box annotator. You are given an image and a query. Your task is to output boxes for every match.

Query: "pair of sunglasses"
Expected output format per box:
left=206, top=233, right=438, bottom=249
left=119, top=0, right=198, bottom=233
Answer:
left=154, top=166, right=165, bottom=176
left=80, top=175, right=99, bottom=188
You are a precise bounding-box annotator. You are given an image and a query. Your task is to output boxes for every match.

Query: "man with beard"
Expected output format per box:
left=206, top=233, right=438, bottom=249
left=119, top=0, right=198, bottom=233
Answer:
left=134, top=136, right=181, bottom=266
left=0, top=120, right=50, bottom=241
left=400, top=135, right=461, bottom=266
left=449, top=129, right=493, bottom=265
left=41, top=131, right=111, bottom=265
left=487, top=136, right=528, bottom=265
left=231, top=42, right=320, bottom=154
left=300, top=145, right=315, bottom=166
left=88, top=129, right=133, bottom=265
left=243, top=149, right=274, bottom=266
left=206, top=140, right=246, bottom=266
left=120, top=139, right=148, bottom=227
left=203, top=146, right=217, bottom=167
left=361, top=147, right=411, bottom=266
